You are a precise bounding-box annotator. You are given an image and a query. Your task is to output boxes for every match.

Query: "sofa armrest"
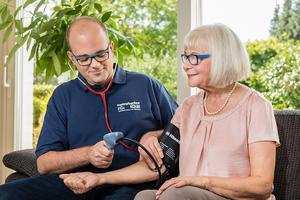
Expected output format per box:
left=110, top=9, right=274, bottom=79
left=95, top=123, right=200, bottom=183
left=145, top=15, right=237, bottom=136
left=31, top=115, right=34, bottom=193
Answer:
left=5, top=172, right=29, bottom=183
left=2, top=148, right=39, bottom=177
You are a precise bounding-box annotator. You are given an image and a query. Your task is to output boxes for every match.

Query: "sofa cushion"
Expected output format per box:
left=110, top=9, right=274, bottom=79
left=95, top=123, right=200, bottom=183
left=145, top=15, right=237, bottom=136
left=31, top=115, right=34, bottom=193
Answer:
left=2, top=149, right=39, bottom=177
left=273, top=110, right=300, bottom=200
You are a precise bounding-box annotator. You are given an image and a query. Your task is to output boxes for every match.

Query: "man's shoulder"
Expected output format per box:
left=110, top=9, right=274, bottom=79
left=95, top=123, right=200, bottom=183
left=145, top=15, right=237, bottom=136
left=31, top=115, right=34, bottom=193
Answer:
left=51, top=79, right=78, bottom=98
left=54, top=79, right=77, bottom=90
left=125, top=70, right=163, bottom=87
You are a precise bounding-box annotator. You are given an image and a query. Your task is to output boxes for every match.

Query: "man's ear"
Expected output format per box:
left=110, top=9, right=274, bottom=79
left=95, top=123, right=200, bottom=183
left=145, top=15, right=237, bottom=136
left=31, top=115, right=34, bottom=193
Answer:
left=67, top=51, right=76, bottom=64
left=110, top=41, right=115, bottom=52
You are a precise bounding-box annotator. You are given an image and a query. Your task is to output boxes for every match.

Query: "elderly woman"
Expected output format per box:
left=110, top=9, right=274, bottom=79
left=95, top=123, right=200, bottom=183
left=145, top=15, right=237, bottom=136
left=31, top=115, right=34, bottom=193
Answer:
left=60, top=24, right=279, bottom=200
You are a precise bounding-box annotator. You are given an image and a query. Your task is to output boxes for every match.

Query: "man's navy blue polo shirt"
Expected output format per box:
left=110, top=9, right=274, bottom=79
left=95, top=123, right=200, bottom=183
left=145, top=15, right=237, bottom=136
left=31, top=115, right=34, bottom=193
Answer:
left=36, top=65, right=178, bottom=173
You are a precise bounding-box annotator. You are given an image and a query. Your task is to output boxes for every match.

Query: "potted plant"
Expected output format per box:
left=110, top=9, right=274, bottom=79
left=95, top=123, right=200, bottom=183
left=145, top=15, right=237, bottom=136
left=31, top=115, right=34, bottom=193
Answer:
left=0, top=0, right=135, bottom=81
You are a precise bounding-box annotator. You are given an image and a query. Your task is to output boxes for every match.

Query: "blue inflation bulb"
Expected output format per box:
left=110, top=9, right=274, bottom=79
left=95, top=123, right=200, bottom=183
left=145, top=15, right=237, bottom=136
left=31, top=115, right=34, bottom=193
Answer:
left=103, top=132, right=124, bottom=149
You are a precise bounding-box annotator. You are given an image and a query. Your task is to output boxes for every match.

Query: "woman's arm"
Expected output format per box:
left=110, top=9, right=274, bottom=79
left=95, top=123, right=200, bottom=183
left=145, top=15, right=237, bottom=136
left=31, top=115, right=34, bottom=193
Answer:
left=206, top=141, right=276, bottom=199
left=157, top=141, right=276, bottom=200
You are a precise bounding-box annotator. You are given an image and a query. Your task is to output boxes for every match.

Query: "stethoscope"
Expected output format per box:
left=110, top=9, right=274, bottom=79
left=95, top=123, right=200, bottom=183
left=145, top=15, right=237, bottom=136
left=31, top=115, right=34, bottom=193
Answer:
left=77, top=66, right=162, bottom=187
left=77, top=66, right=137, bottom=152
left=77, top=69, right=115, bottom=133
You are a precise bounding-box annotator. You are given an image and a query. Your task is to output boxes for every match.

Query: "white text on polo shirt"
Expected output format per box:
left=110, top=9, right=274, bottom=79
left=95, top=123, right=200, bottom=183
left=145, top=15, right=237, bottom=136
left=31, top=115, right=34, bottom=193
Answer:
left=117, top=101, right=141, bottom=112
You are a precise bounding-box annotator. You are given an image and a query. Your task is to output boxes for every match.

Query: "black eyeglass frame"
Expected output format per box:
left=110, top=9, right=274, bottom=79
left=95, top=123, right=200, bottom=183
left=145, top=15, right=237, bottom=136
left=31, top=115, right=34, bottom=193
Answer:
left=71, top=44, right=111, bottom=67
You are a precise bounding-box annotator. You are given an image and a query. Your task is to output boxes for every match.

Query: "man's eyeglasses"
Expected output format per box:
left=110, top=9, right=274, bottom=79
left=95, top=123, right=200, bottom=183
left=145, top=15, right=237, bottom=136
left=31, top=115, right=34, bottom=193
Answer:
left=72, top=45, right=110, bottom=67
left=181, top=54, right=211, bottom=65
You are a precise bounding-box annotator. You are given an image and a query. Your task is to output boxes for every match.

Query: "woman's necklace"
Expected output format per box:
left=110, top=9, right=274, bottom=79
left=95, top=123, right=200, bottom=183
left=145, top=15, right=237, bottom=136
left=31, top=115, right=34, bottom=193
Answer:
left=203, top=82, right=237, bottom=115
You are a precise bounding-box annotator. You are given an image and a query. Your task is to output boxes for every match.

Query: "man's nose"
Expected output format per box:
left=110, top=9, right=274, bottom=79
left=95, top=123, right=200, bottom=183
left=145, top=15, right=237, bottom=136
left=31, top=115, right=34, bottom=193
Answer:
left=89, top=58, right=102, bottom=68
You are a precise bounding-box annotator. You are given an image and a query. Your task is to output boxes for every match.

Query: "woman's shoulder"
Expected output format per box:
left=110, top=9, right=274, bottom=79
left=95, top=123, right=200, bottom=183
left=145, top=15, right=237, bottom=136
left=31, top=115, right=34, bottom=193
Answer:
left=177, top=90, right=205, bottom=114
left=247, top=87, right=272, bottom=106
left=239, top=85, right=273, bottom=111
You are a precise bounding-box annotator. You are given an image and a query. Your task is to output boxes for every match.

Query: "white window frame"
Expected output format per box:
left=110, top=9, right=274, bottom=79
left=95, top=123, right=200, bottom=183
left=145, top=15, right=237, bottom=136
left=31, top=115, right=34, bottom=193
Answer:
left=14, top=0, right=34, bottom=150
left=177, top=0, right=202, bottom=104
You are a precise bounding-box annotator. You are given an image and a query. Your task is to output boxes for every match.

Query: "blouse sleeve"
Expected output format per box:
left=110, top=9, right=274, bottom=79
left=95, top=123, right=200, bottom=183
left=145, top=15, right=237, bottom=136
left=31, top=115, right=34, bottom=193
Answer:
left=247, top=93, right=280, bottom=145
left=171, top=103, right=183, bottom=128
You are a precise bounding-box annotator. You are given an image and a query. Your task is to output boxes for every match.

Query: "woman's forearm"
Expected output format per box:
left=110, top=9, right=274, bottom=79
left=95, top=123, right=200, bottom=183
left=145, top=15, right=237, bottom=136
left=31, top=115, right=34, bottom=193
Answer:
left=202, top=176, right=273, bottom=199
left=100, top=161, right=160, bottom=185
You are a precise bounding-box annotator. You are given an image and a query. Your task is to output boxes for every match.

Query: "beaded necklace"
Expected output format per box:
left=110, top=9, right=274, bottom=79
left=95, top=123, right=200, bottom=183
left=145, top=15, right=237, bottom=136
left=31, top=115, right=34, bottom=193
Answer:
left=204, top=82, right=237, bottom=115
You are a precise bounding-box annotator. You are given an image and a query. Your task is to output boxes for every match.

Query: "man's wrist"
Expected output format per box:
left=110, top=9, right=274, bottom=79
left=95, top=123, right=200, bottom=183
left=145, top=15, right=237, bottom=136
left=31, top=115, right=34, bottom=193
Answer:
left=85, top=146, right=92, bottom=163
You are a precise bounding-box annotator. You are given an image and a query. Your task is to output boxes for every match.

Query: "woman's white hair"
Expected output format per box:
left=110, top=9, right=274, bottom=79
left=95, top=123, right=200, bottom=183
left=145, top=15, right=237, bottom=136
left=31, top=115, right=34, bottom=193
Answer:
left=184, top=23, right=251, bottom=88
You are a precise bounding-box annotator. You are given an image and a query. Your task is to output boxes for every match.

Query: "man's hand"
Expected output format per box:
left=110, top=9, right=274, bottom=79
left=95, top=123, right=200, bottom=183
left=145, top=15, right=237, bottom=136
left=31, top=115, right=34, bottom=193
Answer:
left=59, top=172, right=106, bottom=194
left=88, top=140, right=114, bottom=168
left=139, top=131, right=164, bottom=170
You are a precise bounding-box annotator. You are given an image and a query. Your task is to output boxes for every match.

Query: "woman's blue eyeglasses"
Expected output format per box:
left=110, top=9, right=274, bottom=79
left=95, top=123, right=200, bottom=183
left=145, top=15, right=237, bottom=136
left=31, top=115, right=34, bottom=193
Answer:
left=181, top=54, right=211, bottom=65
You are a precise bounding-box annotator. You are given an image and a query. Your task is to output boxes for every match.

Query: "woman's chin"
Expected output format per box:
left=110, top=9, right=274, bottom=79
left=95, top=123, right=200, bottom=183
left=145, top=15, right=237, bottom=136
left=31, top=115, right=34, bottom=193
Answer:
left=187, top=80, right=199, bottom=88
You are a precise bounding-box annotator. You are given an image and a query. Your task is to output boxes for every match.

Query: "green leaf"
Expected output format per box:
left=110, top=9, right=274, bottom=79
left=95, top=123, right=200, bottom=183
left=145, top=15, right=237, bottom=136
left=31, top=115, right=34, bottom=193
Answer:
left=56, top=7, right=73, bottom=17
left=117, top=38, right=125, bottom=47
left=118, top=47, right=131, bottom=55
left=94, top=3, right=102, bottom=13
left=110, top=15, right=121, bottom=19
left=1, top=5, right=10, bottom=21
left=74, top=0, right=85, bottom=6
left=23, top=0, right=36, bottom=9
left=75, top=4, right=82, bottom=12
left=2, top=23, right=13, bottom=43
left=0, top=2, right=5, bottom=11
left=5, top=43, right=21, bottom=67
left=35, top=61, right=45, bottom=75
left=33, top=0, right=46, bottom=14
left=101, top=11, right=112, bottom=23
left=26, top=36, right=32, bottom=51
left=0, top=16, right=13, bottom=31
left=53, top=5, right=61, bottom=12
left=51, top=51, right=61, bottom=75
left=14, top=5, right=22, bottom=17
left=107, top=18, right=117, bottom=29
left=29, top=43, right=38, bottom=60
left=88, top=0, right=94, bottom=12
left=65, top=9, right=79, bottom=15
left=0, top=19, right=12, bottom=30
left=116, top=49, right=123, bottom=64
left=24, top=18, right=39, bottom=31
left=107, top=27, right=127, bottom=40
left=15, top=19, right=24, bottom=33
left=16, top=33, right=29, bottom=45
left=45, top=63, right=54, bottom=83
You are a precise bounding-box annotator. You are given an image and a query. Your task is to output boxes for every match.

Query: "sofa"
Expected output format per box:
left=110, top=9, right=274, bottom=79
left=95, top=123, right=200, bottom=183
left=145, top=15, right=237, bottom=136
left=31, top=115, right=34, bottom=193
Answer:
left=2, top=110, right=300, bottom=199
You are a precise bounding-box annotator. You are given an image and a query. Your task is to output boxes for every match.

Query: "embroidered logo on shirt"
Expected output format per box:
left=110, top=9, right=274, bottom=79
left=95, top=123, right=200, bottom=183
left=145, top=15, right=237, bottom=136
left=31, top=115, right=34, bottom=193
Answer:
left=117, top=101, right=141, bottom=112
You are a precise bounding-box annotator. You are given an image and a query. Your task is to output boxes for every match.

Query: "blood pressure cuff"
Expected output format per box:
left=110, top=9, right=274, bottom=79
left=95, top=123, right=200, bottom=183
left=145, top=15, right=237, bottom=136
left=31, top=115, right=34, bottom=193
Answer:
left=159, top=123, right=180, bottom=178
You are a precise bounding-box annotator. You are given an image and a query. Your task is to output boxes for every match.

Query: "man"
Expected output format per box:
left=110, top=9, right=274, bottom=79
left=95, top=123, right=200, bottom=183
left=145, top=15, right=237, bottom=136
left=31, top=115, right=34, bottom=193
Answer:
left=0, top=16, right=177, bottom=200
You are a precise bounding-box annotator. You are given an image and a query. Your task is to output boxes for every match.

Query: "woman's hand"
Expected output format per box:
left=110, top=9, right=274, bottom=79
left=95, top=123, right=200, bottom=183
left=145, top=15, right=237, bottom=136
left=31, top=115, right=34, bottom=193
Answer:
left=59, top=172, right=106, bottom=194
left=139, top=131, right=164, bottom=170
left=156, top=176, right=209, bottom=199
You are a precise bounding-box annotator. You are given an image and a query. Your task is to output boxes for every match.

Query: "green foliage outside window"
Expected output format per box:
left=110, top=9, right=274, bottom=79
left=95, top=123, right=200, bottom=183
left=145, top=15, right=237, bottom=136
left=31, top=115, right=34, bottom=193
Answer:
left=33, top=85, right=54, bottom=147
left=245, top=38, right=300, bottom=109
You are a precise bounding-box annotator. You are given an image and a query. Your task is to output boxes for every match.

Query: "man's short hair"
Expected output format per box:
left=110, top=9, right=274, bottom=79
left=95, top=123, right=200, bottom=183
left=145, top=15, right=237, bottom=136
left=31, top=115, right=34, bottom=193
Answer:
left=184, top=23, right=251, bottom=88
left=66, top=16, right=109, bottom=49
